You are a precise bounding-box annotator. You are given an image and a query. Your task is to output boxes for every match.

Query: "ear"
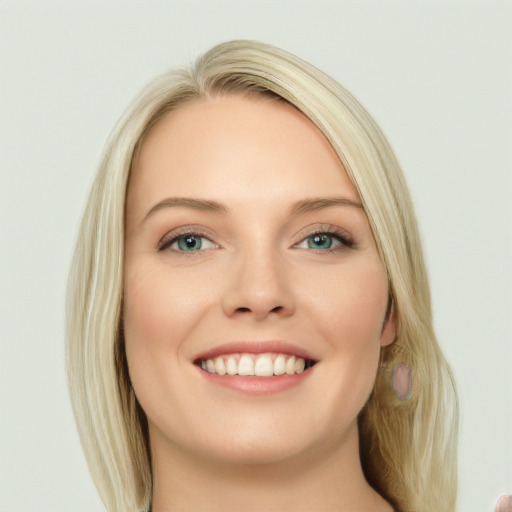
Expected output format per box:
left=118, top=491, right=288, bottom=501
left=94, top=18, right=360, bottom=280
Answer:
left=380, top=303, right=397, bottom=347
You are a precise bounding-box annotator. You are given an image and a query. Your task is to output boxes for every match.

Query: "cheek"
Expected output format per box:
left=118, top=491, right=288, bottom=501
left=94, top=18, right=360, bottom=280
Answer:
left=122, top=265, right=173, bottom=403
left=300, top=258, right=388, bottom=420
left=123, top=261, right=214, bottom=350
left=122, top=257, right=228, bottom=408
left=122, top=262, right=200, bottom=401
left=124, top=267, right=171, bottom=353
left=122, top=261, right=213, bottom=429
left=307, top=258, right=389, bottom=348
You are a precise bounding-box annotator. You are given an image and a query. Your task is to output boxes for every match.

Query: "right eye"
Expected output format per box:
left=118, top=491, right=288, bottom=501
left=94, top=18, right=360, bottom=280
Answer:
left=296, top=232, right=342, bottom=250
left=160, top=233, right=219, bottom=252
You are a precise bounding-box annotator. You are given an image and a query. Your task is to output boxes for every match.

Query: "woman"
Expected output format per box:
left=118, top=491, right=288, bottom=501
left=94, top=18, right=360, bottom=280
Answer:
left=66, top=40, right=458, bottom=512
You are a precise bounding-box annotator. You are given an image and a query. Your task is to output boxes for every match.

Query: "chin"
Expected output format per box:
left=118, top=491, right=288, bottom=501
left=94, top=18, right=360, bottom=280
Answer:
left=180, top=414, right=354, bottom=469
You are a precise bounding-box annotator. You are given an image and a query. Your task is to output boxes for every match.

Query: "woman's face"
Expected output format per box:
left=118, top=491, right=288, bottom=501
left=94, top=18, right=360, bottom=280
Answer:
left=124, top=95, right=395, bottom=465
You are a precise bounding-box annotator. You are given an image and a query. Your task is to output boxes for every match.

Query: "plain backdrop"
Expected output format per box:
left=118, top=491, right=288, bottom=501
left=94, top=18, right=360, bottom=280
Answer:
left=0, top=1, right=510, bottom=511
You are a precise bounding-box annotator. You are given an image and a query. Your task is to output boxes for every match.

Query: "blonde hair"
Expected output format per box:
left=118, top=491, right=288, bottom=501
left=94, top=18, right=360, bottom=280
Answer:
left=66, top=40, right=458, bottom=512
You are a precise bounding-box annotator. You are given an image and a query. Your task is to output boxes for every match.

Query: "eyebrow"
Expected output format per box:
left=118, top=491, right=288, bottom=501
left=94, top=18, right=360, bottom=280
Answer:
left=142, top=197, right=228, bottom=224
left=141, top=195, right=363, bottom=224
left=291, top=197, right=363, bottom=214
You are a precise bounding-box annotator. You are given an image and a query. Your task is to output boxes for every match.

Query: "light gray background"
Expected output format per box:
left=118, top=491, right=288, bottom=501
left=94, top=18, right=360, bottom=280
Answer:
left=0, top=1, right=510, bottom=511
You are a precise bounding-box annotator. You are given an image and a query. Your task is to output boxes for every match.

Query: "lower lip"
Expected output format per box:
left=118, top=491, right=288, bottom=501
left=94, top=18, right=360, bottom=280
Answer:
left=195, top=366, right=314, bottom=395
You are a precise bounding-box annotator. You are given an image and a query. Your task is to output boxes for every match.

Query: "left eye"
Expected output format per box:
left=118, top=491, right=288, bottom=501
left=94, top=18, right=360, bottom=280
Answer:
left=296, top=233, right=342, bottom=250
left=169, top=234, right=218, bottom=252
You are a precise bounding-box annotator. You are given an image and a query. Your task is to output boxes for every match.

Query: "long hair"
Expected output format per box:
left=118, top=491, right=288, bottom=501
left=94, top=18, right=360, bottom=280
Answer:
left=66, top=40, right=458, bottom=512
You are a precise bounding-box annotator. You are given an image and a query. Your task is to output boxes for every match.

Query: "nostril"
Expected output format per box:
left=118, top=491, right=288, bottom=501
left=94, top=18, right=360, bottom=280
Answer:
left=235, top=306, right=284, bottom=314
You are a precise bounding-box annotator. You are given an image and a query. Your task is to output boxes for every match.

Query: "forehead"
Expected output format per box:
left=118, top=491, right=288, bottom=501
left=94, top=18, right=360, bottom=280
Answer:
left=127, top=95, right=360, bottom=214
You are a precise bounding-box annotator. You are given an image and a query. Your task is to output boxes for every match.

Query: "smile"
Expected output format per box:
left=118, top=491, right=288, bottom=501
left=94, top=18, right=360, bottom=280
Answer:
left=197, top=353, right=317, bottom=377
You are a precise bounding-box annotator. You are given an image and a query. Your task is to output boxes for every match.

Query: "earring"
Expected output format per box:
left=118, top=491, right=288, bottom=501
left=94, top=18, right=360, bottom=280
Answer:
left=496, top=494, right=512, bottom=512
left=391, top=362, right=412, bottom=401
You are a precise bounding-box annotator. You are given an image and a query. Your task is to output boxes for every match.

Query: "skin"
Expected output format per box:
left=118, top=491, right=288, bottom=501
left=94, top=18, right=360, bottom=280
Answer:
left=124, top=95, right=396, bottom=512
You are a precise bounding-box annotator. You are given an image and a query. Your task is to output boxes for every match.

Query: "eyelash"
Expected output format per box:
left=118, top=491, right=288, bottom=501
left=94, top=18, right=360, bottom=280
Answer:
left=296, top=227, right=355, bottom=253
left=157, top=225, right=355, bottom=253
left=157, top=227, right=216, bottom=252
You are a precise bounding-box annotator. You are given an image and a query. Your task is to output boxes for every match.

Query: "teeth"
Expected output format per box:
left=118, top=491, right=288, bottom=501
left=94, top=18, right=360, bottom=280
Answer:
left=254, top=354, right=274, bottom=377
left=238, top=354, right=255, bottom=376
left=273, top=354, right=286, bottom=375
left=226, top=356, right=237, bottom=375
left=200, top=353, right=313, bottom=377
left=214, top=357, right=226, bottom=376
left=285, top=355, right=296, bottom=375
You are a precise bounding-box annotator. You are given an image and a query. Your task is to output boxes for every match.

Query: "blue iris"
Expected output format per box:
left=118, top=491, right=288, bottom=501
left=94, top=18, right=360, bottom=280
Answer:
left=176, top=234, right=203, bottom=251
left=307, top=233, right=333, bottom=249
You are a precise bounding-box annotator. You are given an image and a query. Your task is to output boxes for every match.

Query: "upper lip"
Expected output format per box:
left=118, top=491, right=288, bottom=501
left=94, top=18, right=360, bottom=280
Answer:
left=193, top=341, right=318, bottom=363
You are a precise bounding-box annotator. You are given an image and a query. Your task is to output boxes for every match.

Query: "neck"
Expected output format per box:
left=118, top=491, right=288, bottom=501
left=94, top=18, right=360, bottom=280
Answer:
left=149, top=423, right=392, bottom=512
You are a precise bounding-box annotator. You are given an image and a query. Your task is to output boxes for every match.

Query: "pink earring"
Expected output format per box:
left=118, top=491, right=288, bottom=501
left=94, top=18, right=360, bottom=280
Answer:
left=496, top=494, right=512, bottom=512
left=391, top=362, right=412, bottom=401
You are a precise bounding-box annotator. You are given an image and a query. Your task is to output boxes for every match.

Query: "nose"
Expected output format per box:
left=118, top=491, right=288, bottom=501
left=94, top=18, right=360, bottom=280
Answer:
left=221, top=248, right=296, bottom=321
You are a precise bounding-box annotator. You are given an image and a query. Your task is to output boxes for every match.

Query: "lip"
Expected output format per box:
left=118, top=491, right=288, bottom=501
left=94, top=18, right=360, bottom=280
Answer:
left=193, top=340, right=318, bottom=362
left=195, top=368, right=314, bottom=395
left=192, top=341, right=318, bottom=395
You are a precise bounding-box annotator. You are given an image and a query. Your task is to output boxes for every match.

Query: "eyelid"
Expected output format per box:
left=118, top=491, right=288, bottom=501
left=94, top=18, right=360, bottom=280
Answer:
left=157, top=223, right=356, bottom=252
left=293, top=224, right=356, bottom=249
left=157, top=225, right=219, bottom=251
